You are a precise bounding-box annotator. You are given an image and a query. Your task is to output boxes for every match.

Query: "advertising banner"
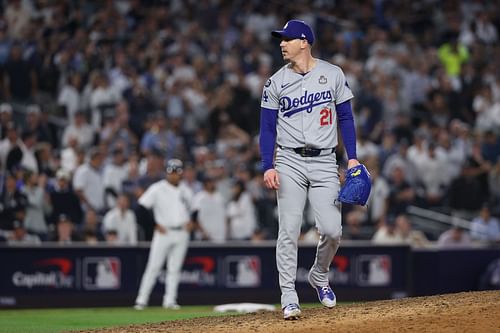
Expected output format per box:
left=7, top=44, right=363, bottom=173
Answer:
left=0, top=243, right=412, bottom=307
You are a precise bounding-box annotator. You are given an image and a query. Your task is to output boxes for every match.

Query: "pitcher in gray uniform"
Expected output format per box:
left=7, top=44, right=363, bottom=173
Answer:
left=259, top=19, right=360, bottom=320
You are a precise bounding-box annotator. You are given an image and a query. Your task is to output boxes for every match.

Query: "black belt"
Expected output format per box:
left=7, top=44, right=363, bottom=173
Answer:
left=278, top=145, right=336, bottom=157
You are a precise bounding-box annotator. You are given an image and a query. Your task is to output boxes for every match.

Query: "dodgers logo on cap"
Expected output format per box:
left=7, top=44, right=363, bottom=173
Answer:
left=271, top=19, right=315, bottom=45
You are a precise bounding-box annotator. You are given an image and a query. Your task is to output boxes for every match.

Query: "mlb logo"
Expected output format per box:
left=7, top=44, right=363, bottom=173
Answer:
left=224, top=256, right=261, bottom=288
left=83, top=257, right=121, bottom=290
left=355, top=255, right=391, bottom=286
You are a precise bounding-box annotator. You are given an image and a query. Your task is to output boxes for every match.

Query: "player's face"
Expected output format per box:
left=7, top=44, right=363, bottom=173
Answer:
left=280, top=38, right=306, bottom=61
left=166, top=169, right=183, bottom=186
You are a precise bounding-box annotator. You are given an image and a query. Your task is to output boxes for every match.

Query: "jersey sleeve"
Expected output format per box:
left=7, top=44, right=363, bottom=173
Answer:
left=260, top=78, right=279, bottom=110
left=138, top=184, right=156, bottom=209
left=333, top=67, right=354, bottom=105
left=72, top=168, right=86, bottom=191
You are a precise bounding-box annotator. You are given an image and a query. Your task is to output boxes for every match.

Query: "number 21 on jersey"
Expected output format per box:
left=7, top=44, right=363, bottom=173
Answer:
left=320, top=107, right=333, bottom=126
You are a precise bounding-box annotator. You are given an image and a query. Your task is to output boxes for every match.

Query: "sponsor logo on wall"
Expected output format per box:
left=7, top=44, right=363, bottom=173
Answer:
left=172, top=256, right=216, bottom=286
left=355, top=255, right=392, bottom=286
left=224, top=256, right=261, bottom=288
left=11, top=258, right=74, bottom=289
left=83, top=257, right=121, bottom=290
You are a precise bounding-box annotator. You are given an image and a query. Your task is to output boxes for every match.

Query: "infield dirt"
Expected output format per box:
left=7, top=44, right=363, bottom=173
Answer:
left=75, top=290, right=499, bottom=333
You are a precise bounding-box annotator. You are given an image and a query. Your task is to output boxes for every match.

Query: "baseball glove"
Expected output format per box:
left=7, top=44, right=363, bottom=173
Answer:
left=338, top=164, right=371, bottom=206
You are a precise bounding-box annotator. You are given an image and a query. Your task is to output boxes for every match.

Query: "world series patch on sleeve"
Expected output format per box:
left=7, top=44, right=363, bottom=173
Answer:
left=338, top=164, right=371, bottom=206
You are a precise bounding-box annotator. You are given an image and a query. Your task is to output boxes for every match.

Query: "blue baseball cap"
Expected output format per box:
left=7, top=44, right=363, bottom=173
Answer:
left=271, top=20, right=315, bottom=45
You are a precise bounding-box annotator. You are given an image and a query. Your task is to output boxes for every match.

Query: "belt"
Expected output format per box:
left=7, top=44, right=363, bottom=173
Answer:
left=168, top=226, right=184, bottom=231
left=278, top=145, right=336, bottom=157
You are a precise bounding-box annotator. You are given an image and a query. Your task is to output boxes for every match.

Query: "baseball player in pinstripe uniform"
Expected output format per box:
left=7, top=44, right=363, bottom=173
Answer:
left=259, top=20, right=360, bottom=319
left=134, top=159, right=193, bottom=310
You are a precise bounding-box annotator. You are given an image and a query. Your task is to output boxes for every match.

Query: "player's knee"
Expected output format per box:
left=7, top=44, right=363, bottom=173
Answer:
left=323, top=225, right=342, bottom=239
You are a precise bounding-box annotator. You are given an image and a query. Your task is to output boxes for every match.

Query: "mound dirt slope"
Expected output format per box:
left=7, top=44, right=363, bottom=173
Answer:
left=77, top=290, right=500, bottom=333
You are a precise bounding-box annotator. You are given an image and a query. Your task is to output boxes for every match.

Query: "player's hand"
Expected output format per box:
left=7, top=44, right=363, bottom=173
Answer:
left=155, top=224, right=167, bottom=234
left=347, top=159, right=360, bottom=170
left=263, top=169, right=280, bottom=190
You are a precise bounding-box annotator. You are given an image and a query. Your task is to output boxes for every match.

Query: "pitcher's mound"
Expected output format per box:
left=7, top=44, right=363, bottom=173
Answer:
left=82, top=290, right=500, bottom=333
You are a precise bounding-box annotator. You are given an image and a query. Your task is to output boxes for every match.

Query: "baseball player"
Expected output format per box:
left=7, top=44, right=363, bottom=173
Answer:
left=134, top=159, right=193, bottom=310
left=259, top=20, right=360, bottom=319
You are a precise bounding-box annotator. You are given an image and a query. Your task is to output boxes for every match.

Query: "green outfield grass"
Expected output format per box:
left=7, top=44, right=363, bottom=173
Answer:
left=0, top=303, right=327, bottom=333
left=0, top=306, right=235, bottom=333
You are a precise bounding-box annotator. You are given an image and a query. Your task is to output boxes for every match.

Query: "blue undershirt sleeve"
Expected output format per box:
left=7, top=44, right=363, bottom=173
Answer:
left=259, top=107, right=278, bottom=172
left=336, top=100, right=357, bottom=160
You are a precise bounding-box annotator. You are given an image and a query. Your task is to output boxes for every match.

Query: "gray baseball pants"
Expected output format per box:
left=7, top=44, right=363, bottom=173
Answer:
left=275, top=148, right=342, bottom=308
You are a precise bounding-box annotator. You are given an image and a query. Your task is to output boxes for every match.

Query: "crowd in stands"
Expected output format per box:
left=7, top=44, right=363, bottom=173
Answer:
left=0, top=0, right=499, bottom=247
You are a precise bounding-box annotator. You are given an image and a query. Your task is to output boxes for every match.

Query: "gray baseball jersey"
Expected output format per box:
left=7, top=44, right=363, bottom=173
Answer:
left=261, top=59, right=353, bottom=148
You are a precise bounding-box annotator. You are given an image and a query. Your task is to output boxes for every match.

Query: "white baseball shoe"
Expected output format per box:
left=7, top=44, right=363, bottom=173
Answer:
left=133, top=303, right=146, bottom=310
left=283, top=303, right=301, bottom=320
left=163, top=303, right=181, bottom=310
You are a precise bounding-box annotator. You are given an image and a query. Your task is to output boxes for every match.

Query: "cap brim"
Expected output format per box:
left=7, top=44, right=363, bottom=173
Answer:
left=271, top=30, right=287, bottom=39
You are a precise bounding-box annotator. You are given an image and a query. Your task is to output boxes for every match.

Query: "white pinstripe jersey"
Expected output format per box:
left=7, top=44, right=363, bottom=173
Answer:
left=260, top=59, right=353, bottom=149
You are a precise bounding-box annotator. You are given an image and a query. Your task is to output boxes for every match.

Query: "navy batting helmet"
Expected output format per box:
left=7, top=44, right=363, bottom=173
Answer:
left=338, top=164, right=371, bottom=206
left=166, top=159, right=183, bottom=174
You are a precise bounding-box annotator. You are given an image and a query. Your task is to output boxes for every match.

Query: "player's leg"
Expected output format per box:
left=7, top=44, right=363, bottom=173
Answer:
left=275, top=151, right=308, bottom=309
left=135, top=232, right=170, bottom=307
left=163, top=230, right=190, bottom=308
left=307, top=154, right=342, bottom=303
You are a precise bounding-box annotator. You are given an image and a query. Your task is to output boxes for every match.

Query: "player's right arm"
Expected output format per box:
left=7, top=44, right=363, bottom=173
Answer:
left=259, top=78, right=280, bottom=190
left=138, top=183, right=166, bottom=234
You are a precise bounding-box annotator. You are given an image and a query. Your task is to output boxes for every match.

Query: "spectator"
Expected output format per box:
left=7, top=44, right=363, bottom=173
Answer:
left=3, top=43, right=37, bottom=102
left=395, top=214, right=429, bottom=248
left=81, top=209, right=104, bottom=242
left=191, top=175, right=227, bottom=242
left=343, top=210, right=369, bottom=241
left=103, top=194, right=138, bottom=245
left=0, top=103, right=13, bottom=140
left=365, top=157, right=389, bottom=225
left=0, top=123, right=19, bottom=170
left=0, top=172, right=27, bottom=230
left=89, top=72, right=120, bottom=129
left=49, top=168, right=83, bottom=226
left=372, top=215, right=404, bottom=245
left=437, top=224, right=472, bottom=248
left=470, top=204, right=500, bottom=242
left=386, top=164, right=416, bottom=216
left=437, top=31, right=469, bottom=77
left=22, top=172, right=51, bottom=240
left=180, top=163, right=203, bottom=195
left=226, top=180, right=257, bottom=241
left=49, top=214, right=82, bottom=244
left=61, top=111, right=95, bottom=149
left=17, top=129, right=38, bottom=173
left=73, top=148, right=105, bottom=213
left=5, top=220, right=41, bottom=245
left=57, top=72, right=84, bottom=125
left=103, top=147, right=128, bottom=208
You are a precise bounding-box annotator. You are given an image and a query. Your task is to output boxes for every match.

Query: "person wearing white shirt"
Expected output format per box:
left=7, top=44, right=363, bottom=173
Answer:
left=57, top=73, right=83, bottom=125
left=227, top=180, right=257, bottom=240
left=61, top=111, right=95, bottom=149
left=191, top=176, right=226, bottom=242
left=73, top=149, right=105, bottom=212
left=134, top=159, right=193, bottom=310
left=103, top=194, right=137, bottom=245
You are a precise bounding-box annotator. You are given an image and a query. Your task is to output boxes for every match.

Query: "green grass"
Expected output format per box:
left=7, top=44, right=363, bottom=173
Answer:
left=0, top=306, right=234, bottom=333
left=0, top=303, right=329, bottom=333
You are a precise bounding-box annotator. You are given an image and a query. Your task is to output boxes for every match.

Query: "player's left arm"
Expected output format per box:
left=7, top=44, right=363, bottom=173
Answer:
left=334, top=67, right=359, bottom=170
left=337, top=100, right=359, bottom=169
